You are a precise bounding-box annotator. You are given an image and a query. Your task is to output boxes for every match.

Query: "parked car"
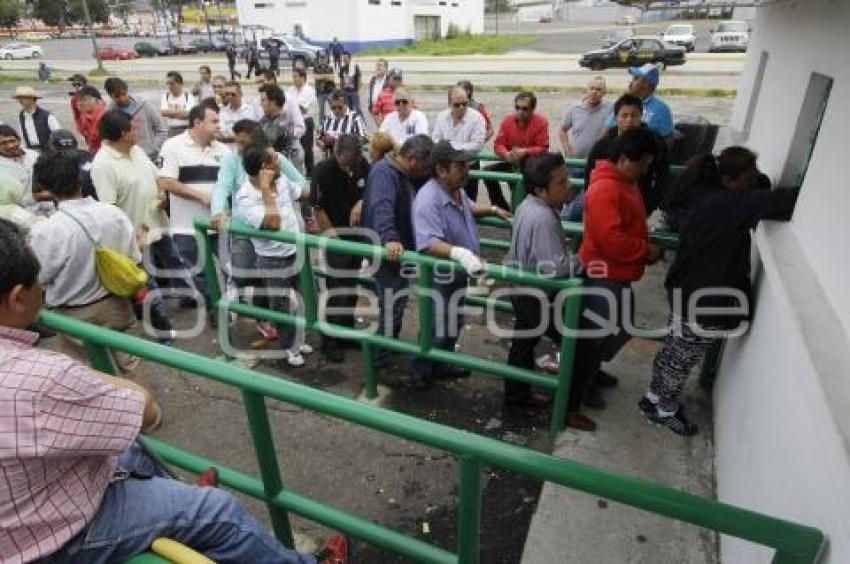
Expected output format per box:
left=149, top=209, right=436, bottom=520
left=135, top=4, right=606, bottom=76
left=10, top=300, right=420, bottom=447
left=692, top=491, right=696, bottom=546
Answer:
left=662, top=23, right=697, bottom=52
left=602, top=27, right=635, bottom=48
left=709, top=20, right=750, bottom=52
left=259, top=35, right=323, bottom=67
left=166, top=41, right=198, bottom=55
left=96, top=45, right=139, bottom=60
left=189, top=38, right=228, bottom=53
left=133, top=41, right=171, bottom=57
left=0, top=42, right=43, bottom=60
left=579, top=36, right=686, bottom=71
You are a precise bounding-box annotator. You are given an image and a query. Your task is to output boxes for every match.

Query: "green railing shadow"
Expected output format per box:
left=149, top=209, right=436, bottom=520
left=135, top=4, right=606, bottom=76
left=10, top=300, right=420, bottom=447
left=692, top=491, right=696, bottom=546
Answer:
left=38, top=311, right=826, bottom=564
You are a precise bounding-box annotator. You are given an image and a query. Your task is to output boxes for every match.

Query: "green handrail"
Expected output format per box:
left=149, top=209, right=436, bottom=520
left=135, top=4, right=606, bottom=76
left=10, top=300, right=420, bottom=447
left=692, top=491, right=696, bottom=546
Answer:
left=474, top=150, right=687, bottom=175
left=198, top=218, right=582, bottom=438
left=38, top=311, right=827, bottom=564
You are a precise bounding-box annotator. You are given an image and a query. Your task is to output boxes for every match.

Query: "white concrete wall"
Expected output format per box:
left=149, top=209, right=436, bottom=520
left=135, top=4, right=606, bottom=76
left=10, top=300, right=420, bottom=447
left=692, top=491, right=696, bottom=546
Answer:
left=719, top=2, right=850, bottom=562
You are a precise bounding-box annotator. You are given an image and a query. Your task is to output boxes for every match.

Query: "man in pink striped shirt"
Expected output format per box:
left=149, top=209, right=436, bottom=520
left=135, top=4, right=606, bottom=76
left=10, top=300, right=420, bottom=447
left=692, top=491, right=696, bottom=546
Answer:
left=0, top=218, right=349, bottom=563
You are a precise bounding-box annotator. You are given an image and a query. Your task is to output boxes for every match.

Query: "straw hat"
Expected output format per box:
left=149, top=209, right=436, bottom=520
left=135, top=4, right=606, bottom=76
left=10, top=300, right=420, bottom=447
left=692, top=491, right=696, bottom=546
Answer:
left=12, top=86, right=41, bottom=100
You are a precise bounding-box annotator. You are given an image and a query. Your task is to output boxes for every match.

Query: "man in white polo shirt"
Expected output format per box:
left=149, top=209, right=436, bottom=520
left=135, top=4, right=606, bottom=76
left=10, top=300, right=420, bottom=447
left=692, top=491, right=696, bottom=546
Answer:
left=161, top=71, right=197, bottom=138
left=378, top=87, right=428, bottom=147
left=218, top=81, right=260, bottom=146
left=157, top=99, right=230, bottom=315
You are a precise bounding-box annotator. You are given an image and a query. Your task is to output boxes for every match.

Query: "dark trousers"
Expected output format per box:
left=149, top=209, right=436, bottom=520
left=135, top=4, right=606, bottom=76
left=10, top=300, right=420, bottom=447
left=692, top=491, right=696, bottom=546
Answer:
left=373, top=262, right=411, bottom=365
left=507, top=293, right=560, bottom=401
left=172, top=233, right=219, bottom=311
left=482, top=161, right=514, bottom=211
left=255, top=254, right=299, bottom=351
left=345, top=88, right=362, bottom=118
left=301, top=117, right=315, bottom=177
left=227, top=61, right=241, bottom=80
left=463, top=161, right=481, bottom=202
left=323, top=247, right=362, bottom=340
left=572, top=277, right=634, bottom=405
left=410, top=279, right=467, bottom=379
left=246, top=60, right=261, bottom=78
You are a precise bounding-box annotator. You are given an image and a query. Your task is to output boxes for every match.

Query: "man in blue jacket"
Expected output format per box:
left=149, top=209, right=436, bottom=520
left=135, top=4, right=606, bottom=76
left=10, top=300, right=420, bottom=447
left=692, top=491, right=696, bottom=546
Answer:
left=361, top=134, right=433, bottom=368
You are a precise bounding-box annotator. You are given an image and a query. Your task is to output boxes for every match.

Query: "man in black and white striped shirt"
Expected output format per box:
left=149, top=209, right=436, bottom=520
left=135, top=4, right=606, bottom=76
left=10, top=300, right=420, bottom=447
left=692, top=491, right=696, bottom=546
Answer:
left=317, top=89, right=367, bottom=156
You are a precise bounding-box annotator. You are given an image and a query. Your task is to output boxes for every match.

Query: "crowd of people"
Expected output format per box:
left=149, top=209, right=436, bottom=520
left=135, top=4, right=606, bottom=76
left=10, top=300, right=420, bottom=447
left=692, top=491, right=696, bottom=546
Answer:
left=0, top=56, right=800, bottom=562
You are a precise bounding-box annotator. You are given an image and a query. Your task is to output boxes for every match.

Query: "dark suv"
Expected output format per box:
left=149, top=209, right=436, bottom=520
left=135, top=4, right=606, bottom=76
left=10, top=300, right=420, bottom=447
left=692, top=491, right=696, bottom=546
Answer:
left=259, top=35, right=323, bottom=68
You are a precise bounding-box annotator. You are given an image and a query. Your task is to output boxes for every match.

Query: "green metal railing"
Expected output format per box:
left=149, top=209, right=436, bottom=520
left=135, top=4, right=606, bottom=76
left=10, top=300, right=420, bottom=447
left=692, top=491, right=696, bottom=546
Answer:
left=39, top=311, right=826, bottom=564
left=196, top=218, right=583, bottom=438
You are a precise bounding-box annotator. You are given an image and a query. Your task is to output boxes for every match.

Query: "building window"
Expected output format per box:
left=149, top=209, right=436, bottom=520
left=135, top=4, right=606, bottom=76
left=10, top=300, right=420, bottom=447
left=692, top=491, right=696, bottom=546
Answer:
left=391, top=0, right=401, bottom=5
left=254, top=2, right=274, bottom=7
left=368, top=0, right=380, bottom=4
left=779, top=72, right=833, bottom=188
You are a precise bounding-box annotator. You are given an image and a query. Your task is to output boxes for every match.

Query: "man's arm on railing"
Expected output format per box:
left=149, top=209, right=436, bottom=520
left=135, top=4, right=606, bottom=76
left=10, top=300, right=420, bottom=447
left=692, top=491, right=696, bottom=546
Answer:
left=99, top=373, right=161, bottom=433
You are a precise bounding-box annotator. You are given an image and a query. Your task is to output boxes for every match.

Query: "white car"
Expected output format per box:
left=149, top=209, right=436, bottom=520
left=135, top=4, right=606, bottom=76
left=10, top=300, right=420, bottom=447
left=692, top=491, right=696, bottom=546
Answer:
left=710, top=20, right=750, bottom=52
left=0, top=42, right=43, bottom=60
left=663, top=23, right=696, bottom=52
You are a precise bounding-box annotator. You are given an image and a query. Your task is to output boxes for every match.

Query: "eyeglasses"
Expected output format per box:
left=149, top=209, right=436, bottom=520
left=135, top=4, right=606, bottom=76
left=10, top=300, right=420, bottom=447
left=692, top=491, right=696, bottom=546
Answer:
left=515, top=105, right=531, bottom=111
left=394, top=99, right=410, bottom=106
left=452, top=101, right=469, bottom=108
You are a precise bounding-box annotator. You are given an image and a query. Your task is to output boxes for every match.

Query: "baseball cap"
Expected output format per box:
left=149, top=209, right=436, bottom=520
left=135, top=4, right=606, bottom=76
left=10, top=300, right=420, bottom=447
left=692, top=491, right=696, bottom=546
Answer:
left=67, top=73, right=88, bottom=86
left=628, top=63, right=660, bottom=86
left=387, top=67, right=403, bottom=79
left=429, top=140, right=475, bottom=169
left=48, top=129, right=79, bottom=151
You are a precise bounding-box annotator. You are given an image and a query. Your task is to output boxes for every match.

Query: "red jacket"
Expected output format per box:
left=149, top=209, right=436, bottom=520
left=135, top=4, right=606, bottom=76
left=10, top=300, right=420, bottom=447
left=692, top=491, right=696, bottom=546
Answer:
left=579, top=161, right=649, bottom=282
left=372, top=87, right=396, bottom=118
left=493, top=112, right=549, bottom=157
left=72, top=96, right=107, bottom=154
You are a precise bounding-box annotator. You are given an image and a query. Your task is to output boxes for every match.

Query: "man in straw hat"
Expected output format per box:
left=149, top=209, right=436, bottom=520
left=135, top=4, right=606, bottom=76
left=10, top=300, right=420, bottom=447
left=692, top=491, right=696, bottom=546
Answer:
left=13, top=86, right=62, bottom=152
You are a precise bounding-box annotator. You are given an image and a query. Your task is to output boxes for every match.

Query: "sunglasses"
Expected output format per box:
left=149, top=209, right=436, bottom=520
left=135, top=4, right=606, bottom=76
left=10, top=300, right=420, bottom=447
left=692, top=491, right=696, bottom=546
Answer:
left=452, top=101, right=469, bottom=108
left=515, top=105, right=531, bottom=111
left=330, top=104, right=345, bottom=111
left=394, top=99, right=410, bottom=106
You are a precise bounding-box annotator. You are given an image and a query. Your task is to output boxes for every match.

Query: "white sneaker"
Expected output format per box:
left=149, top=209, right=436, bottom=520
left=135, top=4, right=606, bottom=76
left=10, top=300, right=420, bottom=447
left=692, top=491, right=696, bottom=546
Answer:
left=285, top=349, right=305, bottom=367
left=299, top=343, right=314, bottom=355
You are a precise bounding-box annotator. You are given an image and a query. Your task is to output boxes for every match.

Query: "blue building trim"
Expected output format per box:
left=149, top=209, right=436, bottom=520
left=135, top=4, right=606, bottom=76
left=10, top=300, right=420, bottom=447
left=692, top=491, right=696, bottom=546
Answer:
left=307, top=38, right=414, bottom=53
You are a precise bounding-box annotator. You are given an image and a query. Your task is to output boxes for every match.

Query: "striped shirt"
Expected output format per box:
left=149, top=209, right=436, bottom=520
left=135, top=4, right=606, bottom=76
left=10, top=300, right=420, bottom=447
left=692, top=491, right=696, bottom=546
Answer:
left=320, top=109, right=367, bottom=142
left=0, top=326, right=144, bottom=563
left=157, top=131, right=231, bottom=233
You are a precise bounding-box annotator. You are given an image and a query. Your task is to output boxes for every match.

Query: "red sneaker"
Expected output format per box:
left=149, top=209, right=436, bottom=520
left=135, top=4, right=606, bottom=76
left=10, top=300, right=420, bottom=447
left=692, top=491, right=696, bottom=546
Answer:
left=316, top=533, right=352, bottom=564
left=196, top=467, right=219, bottom=487
left=256, top=321, right=278, bottom=341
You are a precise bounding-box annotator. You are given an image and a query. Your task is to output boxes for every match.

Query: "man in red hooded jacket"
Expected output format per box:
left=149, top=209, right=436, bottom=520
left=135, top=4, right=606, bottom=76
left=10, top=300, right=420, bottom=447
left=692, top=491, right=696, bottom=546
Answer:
left=72, top=85, right=108, bottom=154
left=573, top=127, right=663, bottom=416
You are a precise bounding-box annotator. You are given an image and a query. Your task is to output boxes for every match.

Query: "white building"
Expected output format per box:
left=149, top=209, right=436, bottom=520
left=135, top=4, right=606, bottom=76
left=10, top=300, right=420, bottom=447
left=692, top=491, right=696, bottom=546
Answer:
left=235, top=0, right=484, bottom=51
left=716, top=1, right=849, bottom=561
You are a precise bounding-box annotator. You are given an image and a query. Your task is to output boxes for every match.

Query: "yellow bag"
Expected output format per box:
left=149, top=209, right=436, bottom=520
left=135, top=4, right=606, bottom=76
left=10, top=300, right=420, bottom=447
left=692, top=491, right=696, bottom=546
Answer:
left=61, top=209, right=148, bottom=298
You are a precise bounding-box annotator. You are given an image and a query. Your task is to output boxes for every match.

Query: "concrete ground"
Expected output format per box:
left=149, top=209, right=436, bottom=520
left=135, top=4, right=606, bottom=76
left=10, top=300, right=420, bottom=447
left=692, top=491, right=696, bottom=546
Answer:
left=15, top=78, right=727, bottom=562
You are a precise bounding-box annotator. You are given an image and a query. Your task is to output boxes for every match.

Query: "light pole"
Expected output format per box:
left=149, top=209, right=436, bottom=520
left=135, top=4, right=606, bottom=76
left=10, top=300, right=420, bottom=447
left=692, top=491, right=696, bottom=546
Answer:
left=201, top=0, right=213, bottom=43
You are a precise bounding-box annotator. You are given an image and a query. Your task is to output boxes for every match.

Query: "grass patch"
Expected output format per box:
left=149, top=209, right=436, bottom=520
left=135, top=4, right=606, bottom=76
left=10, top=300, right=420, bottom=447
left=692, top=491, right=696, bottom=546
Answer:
left=88, top=66, right=110, bottom=77
left=359, top=34, right=535, bottom=57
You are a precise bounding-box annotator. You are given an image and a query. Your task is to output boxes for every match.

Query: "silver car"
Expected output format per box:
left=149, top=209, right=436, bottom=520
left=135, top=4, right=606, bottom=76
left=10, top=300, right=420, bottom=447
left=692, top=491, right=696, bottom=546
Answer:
left=0, top=42, right=44, bottom=60
left=710, top=21, right=750, bottom=53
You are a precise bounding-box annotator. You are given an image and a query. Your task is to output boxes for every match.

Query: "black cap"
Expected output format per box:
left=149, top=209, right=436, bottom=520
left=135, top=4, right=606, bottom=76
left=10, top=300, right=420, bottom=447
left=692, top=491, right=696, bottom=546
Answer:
left=428, top=140, right=475, bottom=169
left=48, top=129, right=79, bottom=151
left=67, top=73, right=88, bottom=85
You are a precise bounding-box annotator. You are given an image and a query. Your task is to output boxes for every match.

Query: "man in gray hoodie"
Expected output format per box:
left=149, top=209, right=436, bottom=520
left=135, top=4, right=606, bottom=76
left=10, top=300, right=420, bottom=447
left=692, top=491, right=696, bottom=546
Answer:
left=104, top=77, right=168, bottom=161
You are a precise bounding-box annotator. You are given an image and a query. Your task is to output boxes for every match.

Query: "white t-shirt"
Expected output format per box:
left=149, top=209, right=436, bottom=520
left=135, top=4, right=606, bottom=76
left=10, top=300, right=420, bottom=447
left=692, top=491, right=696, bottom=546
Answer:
left=220, top=102, right=261, bottom=136
left=157, top=131, right=231, bottom=233
left=379, top=109, right=429, bottom=146
left=161, top=90, right=197, bottom=129
left=234, top=176, right=301, bottom=257
left=22, top=110, right=61, bottom=149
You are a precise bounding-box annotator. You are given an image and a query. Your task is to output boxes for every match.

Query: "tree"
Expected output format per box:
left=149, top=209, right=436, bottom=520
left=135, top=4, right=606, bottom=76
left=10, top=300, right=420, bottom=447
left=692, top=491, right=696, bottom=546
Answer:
left=34, top=0, right=111, bottom=27
left=111, top=0, right=132, bottom=26
left=33, top=0, right=65, bottom=28
left=68, top=0, right=110, bottom=24
left=0, top=0, right=20, bottom=32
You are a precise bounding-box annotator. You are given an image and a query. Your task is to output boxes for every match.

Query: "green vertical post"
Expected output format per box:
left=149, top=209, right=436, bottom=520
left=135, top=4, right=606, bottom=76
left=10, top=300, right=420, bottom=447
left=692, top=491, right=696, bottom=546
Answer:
left=417, top=262, right=434, bottom=354
left=241, top=390, right=295, bottom=547
left=197, top=226, right=222, bottom=306
left=510, top=178, right=525, bottom=212
left=362, top=341, right=378, bottom=399
left=84, top=341, right=117, bottom=375
left=456, top=455, right=482, bottom=564
left=550, top=281, right=582, bottom=436
left=297, top=237, right=318, bottom=327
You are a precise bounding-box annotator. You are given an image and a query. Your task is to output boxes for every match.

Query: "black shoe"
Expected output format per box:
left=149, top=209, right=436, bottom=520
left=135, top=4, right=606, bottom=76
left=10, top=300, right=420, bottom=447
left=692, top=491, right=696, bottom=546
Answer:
left=584, top=386, right=606, bottom=409
left=433, top=367, right=471, bottom=380
left=179, top=296, right=199, bottom=309
left=322, top=339, right=344, bottom=363
left=504, top=392, right=551, bottom=410
left=638, top=396, right=658, bottom=417
left=207, top=310, right=219, bottom=328
left=595, top=369, right=619, bottom=388
left=642, top=402, right=699, bottom=436
left=410, top=374, right=430, bottom=390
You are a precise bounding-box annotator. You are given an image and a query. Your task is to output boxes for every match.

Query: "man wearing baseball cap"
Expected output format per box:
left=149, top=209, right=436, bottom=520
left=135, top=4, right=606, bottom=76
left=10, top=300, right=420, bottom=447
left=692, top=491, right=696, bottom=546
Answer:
left=13, top=86, right=62, bottom=151
left=607, top=63, right=674, bottom=141
left=409, top=140, right=511, bottom=388
left=371, top=67, right=404, bottom=125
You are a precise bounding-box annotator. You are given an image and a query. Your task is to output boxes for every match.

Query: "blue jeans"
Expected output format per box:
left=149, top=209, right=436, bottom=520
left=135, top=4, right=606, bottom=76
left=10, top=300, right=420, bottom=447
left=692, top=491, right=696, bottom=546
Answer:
left=255, top=254, right=300, bottom=351
left=46, top=442, right=315, bottom=564
left=373, top=262, right=412, bottom=366
left=410, top=279, right=467, bottom=379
